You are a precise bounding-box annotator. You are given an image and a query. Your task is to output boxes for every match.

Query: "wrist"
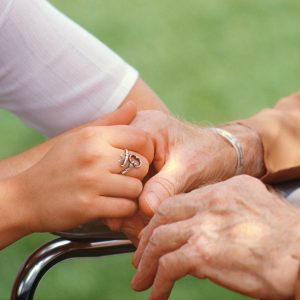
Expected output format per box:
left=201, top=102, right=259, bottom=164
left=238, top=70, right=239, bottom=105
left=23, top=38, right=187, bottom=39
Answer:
left=186, top=125, right=239, bottom=185
left=220, top=123, right=266, bottom=177
left=209, top=128, right=244, bottom=176
left=0, top=176, right=33, bottom=249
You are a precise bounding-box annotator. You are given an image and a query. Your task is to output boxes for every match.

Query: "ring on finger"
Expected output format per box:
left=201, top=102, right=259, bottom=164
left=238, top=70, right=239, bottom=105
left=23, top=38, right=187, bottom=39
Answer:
left=119, top=149, right=142, bottom=175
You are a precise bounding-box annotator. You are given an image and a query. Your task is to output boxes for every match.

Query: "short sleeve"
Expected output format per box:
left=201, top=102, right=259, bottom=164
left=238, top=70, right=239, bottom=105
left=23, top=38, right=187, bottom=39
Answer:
left=0, top=0, right=138, bottom=136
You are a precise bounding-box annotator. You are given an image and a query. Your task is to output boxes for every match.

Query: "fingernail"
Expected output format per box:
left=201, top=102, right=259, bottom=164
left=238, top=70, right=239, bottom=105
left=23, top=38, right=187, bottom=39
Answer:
left=145, top=192, right=160, bottom=213
left=131, top=274, right=139, bottom=290
left=131, top=273, right=145, bottom=291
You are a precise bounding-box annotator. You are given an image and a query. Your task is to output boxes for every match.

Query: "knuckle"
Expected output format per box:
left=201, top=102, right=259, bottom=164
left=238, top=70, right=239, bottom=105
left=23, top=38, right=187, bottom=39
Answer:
left=78, top=127, right=97, bottom=141
left=77, top=171, right=98, bottom=188
left=158, top=255, right=169, bottom=273
left=137, top=131, right=149, bottom=145
left=193, top=235, right=213, bottom=265
left=149, top=227, right=164, bottom=248
left=78, top=149, right=97, bottom=164
left=76, top=145, right=102, bottom=165
left=156, top=177, right=176, bottom=198
left=208, top=188, right=224, bottom=206
left=76, top=194, right=93, bottom=211
left=157, top=197, right=173, bottom=217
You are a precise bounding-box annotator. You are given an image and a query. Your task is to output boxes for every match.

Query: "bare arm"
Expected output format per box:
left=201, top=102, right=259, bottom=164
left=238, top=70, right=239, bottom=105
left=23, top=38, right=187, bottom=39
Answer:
left=0, top=0, right=169, bottom=178
left=122, top=79, right=169, bottom=113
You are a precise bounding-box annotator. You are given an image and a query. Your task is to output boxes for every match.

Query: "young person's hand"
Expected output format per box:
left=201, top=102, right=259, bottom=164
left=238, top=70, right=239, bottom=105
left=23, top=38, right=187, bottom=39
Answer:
left=18, top=124, right=153, bottom=233
left=0, top=102, right=138, bottom=179
left=0, top=104, right=154, bottom=248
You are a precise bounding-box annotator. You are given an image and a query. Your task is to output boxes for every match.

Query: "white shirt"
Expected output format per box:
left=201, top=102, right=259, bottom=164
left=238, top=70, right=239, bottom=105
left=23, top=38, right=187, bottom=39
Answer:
left=0, top=0, right=138, bottom=136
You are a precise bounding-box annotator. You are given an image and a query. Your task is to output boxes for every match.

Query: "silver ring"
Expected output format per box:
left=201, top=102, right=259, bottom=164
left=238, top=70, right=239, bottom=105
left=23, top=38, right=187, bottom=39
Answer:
left=119, top=149, right=142, bottom=175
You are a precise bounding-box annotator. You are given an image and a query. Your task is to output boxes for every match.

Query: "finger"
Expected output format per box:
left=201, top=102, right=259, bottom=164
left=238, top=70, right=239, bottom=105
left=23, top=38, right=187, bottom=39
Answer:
left=102, top=175, right=143, bottom=199
left=133, top=195, right=198, bottom=267
left=92, top=196, right=138, bottom=218
left=134, top=185, right=220, bottom=266
left=109, top=149, right=149, bottom=180
left=131, top=219, right=194, bottom=291
left=139, top=174, right=221, bottom=217
left=103, top=126, right=154, bottom=163
left=139, top=158, right=185, bottom=216
left=104, top=218, right=124, bottom=232
left=121, top=214, right=148, bottom=246
left=122, top=223, right=143, bottom=247
left=149, top=245, right=194, bottom=300
left=92, top=101, right=137, bottom=126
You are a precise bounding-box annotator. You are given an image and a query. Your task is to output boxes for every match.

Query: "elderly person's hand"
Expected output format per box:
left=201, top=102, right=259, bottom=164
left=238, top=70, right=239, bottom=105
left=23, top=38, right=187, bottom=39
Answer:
left=131, top=175, right=300, bottom=300
left=131, top=111, right=266, bottom=216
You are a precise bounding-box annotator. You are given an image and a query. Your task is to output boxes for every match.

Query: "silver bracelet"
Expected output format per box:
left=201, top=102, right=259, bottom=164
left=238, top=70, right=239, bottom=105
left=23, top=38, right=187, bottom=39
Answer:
left=210, top=128, right=244, bottom=175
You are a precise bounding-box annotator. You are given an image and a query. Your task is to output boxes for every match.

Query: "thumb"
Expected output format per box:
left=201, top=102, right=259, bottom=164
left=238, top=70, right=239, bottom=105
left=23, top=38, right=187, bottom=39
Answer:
left=139, top=161, right=183, bottom=217
left=93, top=101, right=137, bottom=126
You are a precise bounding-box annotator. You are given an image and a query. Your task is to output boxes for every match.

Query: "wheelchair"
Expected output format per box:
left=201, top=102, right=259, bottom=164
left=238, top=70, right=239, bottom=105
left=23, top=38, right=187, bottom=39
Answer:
left=10, top=179, right=300, bottom=300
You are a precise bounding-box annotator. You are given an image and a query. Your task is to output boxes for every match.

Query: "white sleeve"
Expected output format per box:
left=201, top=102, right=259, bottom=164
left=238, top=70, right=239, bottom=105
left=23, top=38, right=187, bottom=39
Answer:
left=0, top=0, right=138, bottom=137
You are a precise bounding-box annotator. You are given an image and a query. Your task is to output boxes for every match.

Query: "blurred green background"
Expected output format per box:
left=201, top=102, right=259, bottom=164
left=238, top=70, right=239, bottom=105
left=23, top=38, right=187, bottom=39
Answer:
left=0, top=0, right=300, bottom=299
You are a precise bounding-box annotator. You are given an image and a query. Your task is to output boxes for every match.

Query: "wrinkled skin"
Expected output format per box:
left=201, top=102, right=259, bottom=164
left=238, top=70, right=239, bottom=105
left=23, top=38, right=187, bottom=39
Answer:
left=132, top=175, right=300, bottom=300
left=109, top=110, right=257, bottom=243
left=131, top=110, right=238, bottom=216
left=107, top=110, right=237, bottom=244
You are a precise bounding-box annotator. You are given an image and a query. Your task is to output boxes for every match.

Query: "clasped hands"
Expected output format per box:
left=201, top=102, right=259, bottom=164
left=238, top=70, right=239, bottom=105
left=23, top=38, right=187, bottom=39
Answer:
left=119, top=107, right=300, bottom=300
left=6, top=101, right=300, bottom=300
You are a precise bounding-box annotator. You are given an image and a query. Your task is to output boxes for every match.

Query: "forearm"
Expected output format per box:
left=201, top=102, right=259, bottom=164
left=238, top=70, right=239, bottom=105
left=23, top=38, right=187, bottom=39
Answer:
left=0, top=138, right=58, bottom=180
left=0, top=121, right=92, bottom=179
left=121, top=79, right=169, bottom=113
left=238, top=92, right=300, bottom=183
left=0, top=176, right=31, bottom=249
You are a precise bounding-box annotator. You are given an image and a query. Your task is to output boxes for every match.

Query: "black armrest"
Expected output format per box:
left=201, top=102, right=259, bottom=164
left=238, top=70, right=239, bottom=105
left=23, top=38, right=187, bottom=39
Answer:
left=274, top=179, right=300, bottom=205
left=11, top=238, right=135, bottom=300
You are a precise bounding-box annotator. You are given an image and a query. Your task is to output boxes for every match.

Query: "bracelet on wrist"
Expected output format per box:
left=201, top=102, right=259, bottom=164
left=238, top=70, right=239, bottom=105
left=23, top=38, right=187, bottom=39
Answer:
left=209, top=127, right=245, bottom=176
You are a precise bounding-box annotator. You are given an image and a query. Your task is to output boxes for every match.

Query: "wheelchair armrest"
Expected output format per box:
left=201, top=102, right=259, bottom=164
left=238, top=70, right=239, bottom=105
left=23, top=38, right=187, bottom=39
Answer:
left=11, top=238, right=135, bottom=300
left=11, top=179, right=300, bottom=300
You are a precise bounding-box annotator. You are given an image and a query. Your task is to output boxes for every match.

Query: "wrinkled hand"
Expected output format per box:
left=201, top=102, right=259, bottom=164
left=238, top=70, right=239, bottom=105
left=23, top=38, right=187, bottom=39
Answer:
left=131, top=111, right=240, bottom=216
left=132, top=175, right=300, bottom=300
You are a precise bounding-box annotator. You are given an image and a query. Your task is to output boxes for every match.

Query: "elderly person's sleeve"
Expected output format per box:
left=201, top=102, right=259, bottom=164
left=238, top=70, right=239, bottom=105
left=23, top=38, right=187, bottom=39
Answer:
left=0, top=0, right=138, bottom=137
left=239, top=92, right=300, bottom=183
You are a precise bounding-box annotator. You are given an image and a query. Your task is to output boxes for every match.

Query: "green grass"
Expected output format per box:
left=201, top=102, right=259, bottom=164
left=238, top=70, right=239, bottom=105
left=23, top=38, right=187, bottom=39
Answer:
left=0, top=0, right=300, bottom=299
